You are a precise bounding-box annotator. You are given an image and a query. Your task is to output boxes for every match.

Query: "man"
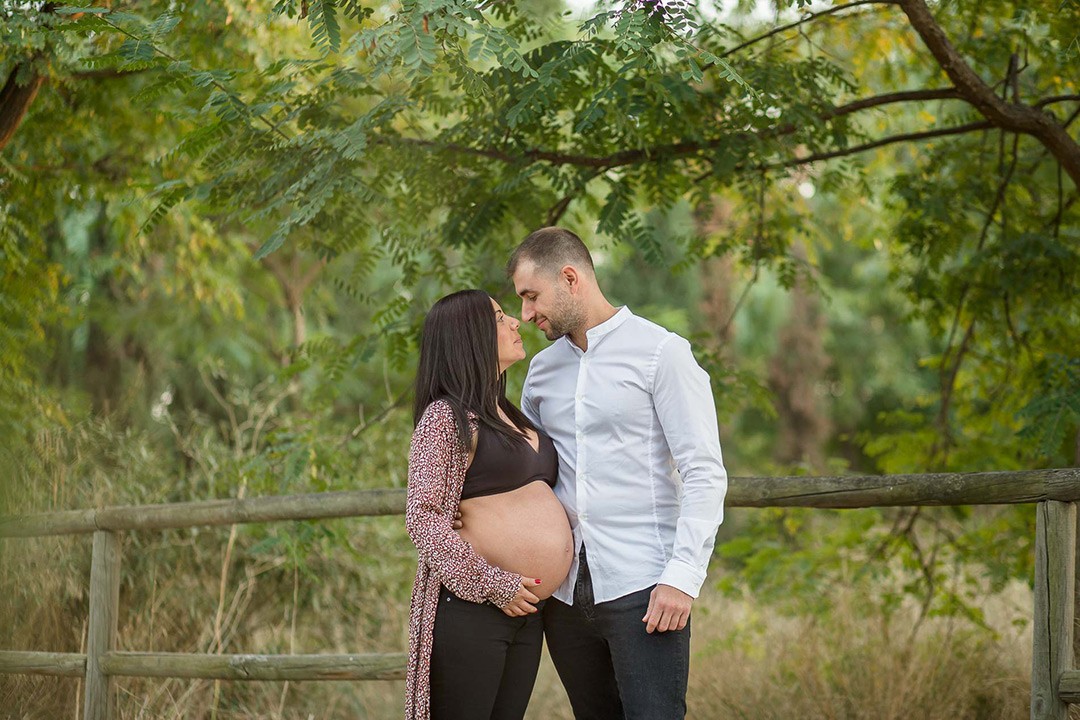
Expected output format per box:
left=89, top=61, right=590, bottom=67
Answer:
left=508, top=226, right=728, bottom=719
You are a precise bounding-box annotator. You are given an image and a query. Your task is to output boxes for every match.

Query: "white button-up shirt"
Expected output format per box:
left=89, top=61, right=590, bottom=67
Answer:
left=521, top=306, right=727, bottom=604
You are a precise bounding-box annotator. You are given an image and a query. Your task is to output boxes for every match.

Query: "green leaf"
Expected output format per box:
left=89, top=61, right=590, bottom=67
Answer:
left=54, top=5, right=111, bottom=15
left=308, top=0, right=341, bottom=53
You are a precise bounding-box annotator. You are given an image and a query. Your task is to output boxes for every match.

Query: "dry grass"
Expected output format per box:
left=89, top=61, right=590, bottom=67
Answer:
left=523, top=582, right=1034, bottom=720
left=0, top=516, right=417, bottom=720
left=2, top=530, right=1038, bottom=720
left=682, top=584, right=1033, bottom=720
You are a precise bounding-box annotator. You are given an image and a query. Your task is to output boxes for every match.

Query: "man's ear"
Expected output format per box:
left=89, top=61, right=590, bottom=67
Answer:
left=562, top=265, right=581, bottom=294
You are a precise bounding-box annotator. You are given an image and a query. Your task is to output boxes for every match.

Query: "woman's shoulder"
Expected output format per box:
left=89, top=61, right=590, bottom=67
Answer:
left=420, top=398, right=453, bottom=418
left=415, top=399, right=478, bottom=432
left=416, top=399, right=455, bottom=431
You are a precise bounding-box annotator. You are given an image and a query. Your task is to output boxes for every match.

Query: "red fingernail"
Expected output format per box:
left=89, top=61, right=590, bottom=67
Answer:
left=534, top=579, right=542, bottom=584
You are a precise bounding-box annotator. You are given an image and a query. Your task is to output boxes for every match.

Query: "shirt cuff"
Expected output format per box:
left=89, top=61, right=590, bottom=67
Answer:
left=657, top=559, right=706, bottom=599
left=487, top=568, right=522, bottom=608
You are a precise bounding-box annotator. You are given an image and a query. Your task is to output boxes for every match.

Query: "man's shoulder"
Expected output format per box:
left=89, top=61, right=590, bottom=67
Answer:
left=619, top=312, right=682, bottom=350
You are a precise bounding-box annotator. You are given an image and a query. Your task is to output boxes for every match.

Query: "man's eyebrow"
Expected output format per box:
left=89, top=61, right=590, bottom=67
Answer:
left=516, top=287, right=535, bottom=298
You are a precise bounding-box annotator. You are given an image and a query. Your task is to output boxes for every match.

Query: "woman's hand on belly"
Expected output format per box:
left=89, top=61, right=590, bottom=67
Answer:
left=501, top=577, right=542, bottom=617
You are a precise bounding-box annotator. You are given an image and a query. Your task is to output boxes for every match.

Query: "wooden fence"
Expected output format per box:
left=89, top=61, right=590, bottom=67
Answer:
left=2, top=468, right=1080, bottom=720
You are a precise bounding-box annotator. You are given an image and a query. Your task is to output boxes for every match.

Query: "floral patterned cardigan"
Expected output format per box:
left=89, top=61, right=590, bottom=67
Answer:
left=404, top=399, right=523, bottom=720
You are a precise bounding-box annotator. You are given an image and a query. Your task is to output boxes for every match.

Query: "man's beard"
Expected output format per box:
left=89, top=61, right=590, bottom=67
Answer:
left=542, top=291, right=585, bottom=340
left=542, top=321, right=566, bottom=341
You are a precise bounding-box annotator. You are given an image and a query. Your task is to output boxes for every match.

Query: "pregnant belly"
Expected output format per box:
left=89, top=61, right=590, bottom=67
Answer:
left=459, top=481, right=573, bottom=600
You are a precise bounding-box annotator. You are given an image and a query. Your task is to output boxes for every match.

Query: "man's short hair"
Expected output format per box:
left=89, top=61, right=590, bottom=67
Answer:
left=507, top=227, right=595, bottom=278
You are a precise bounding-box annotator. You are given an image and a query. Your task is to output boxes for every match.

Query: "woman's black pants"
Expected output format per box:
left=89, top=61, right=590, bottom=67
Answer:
left=429, top=586, right=545, bottom=720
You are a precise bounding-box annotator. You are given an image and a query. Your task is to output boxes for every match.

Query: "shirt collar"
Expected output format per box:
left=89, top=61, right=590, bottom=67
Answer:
left=563, top=306, right=632, bottom=354
left=588, top=305, right=632, bottom=343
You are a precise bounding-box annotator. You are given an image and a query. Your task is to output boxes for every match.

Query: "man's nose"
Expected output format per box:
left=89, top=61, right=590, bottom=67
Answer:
left=521, top=302, right=535, bottom=322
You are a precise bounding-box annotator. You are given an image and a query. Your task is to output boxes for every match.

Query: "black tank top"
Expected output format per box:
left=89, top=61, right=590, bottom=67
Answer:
left=461, top=423, right=559, bottom=501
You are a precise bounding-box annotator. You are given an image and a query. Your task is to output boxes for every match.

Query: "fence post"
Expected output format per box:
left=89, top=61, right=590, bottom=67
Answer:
left=1032, top=501, right=1076, bottom=720
left=84, top=531, right=121, bottom=720
left=1075, top=506, right=1080, bottom=669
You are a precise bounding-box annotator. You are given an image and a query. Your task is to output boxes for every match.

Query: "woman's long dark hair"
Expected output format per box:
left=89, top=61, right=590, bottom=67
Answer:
left=413, top=289, right=536, bottom=450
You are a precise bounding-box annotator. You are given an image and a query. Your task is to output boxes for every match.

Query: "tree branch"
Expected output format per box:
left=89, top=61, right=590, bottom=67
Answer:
left=545, top=168, right=606, bottom=226
left=897, top=0, right=1080, bottom=186
left=765, top=121, right=994, bottom=170
left=546, top=194, right=575, bottom=226
left=389, top=88, right=969, bottom=171
left=825, top=87, right=963, bottom=116
left=340, top=389, right=410, bottom=447
left=717, top=0, right=898, bottom=61
left=70, top=67, right=155, bottom=80
left=1035, top=94, right=1080, bottom=109
left=761, top=87, right=964, bottom=140
left=258, top=251, right=325, bottom=350
left=934, top=318, right=976, bottom=457
left=394, top=117, right=994, bottom=188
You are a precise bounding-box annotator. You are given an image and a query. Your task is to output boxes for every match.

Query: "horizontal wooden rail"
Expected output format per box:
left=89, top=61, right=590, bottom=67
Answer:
left=0, top=489, right=406, bottom=538
left=99, top=651, right=407, bottom=681
left=735, top=468, right=1080, bottom=509
left=1059, top=671, right=1080, bottom=703
left=0, top=651, right=87, bottom=677
left=3, top=469, right=1080, bottom=539
left=0, top=650, right=406, bottom=681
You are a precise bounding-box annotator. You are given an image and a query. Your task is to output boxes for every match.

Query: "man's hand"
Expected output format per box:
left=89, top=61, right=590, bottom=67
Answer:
left=452, top=510, right=463, bottom=530
left=642, top=584, right=692, bottom=633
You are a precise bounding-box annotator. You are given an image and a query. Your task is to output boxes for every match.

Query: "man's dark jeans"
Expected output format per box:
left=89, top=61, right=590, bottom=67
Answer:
left=543, top=547, right=690, bottom=720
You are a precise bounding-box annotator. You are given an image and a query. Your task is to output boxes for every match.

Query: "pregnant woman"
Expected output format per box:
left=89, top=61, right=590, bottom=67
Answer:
left=405, top=289, right=574, bottom=720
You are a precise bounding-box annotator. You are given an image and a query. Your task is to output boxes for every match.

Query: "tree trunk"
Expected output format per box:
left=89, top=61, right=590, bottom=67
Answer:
left=696, top=198, right=738, bottom=354
left=767, top=244, right=831, bottom=470
left=0, top=61, right=45, bottom=154
left=261, top=251, right=325, bottom=354
left=83, top=205, right=124, bottom=415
